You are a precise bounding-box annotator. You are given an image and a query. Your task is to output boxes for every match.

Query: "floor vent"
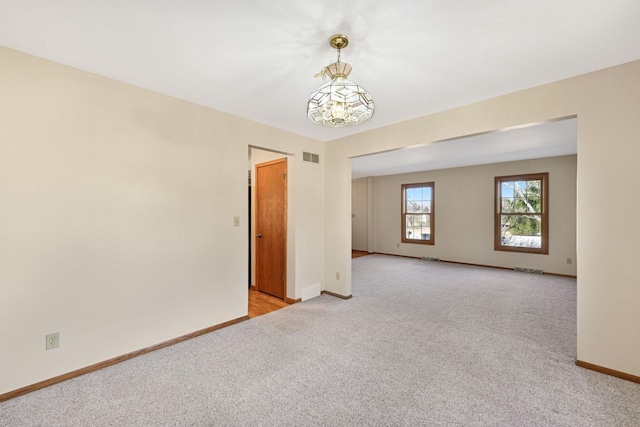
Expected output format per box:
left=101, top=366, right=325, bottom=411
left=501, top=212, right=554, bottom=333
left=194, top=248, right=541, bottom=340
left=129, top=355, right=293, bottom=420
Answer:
left=421, top=256, right=440, bottom=262
left=303, top=152, right=320, bottom=164
left=514, top=267, right=544, bottom=274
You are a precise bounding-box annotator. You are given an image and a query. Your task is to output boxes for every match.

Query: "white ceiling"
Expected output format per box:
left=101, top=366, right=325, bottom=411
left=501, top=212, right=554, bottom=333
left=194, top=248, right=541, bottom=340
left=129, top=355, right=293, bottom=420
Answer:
left=0, top=1, right=637, bottom=173
left=351, top=118, right=577, bottom=178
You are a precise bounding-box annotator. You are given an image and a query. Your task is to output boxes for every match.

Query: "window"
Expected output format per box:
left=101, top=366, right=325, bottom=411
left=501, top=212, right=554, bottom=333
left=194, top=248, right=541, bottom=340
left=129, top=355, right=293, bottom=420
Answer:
left=495, top=173, right=548, bottom=254
left=401, top=182, right=434, bottom=245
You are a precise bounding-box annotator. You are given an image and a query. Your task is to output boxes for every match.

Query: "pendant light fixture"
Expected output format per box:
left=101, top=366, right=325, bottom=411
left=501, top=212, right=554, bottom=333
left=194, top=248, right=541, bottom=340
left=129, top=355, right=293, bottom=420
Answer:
left=307, top=34, right=375, bottom=127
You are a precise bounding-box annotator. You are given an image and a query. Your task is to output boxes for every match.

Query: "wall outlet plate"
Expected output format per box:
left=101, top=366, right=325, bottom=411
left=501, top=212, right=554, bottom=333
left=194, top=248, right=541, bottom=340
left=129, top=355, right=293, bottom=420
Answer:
left=46, top=332, right=60, bottom=350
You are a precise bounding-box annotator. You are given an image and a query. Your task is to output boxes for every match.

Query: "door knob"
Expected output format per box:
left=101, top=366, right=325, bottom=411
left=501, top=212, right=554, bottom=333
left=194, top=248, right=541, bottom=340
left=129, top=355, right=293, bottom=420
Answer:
left=256, top=233, right=262, bottom=238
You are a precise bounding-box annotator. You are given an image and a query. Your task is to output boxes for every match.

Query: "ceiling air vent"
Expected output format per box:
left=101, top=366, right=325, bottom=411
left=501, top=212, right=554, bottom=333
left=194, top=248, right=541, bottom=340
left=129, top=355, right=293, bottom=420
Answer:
left=303, top=152, right=320, bottom=164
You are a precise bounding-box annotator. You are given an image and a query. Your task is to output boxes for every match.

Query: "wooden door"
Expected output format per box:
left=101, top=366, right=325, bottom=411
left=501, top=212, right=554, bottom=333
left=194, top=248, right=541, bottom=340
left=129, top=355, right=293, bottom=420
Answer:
left=255, top=158, right=287, bottom=299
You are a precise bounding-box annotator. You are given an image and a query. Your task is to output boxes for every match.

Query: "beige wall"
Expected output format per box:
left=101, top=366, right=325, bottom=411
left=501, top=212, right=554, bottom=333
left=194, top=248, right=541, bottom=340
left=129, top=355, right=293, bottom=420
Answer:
left=0, top=46, right=324, bottom=395
left=351, top=178, right=368, bottom=251
left=325, top=60, right=640, bottom=377
left=365, top=155, right=576, bottom=275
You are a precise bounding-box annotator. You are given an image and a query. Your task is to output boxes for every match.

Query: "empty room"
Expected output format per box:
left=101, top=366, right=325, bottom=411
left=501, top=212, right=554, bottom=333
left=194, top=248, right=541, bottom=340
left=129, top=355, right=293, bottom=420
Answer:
left=2, top=1, right=640, bottom=425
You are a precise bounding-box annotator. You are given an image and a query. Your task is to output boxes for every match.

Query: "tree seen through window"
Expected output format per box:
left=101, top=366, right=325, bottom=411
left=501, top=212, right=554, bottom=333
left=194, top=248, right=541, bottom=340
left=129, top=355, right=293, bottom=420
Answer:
left=495, top=173, right=548, bottom=254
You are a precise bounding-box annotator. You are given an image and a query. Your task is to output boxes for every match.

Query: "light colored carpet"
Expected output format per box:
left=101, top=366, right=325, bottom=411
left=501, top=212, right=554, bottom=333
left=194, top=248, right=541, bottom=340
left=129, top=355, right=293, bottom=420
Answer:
left=2, top=254, right=640, bottom=426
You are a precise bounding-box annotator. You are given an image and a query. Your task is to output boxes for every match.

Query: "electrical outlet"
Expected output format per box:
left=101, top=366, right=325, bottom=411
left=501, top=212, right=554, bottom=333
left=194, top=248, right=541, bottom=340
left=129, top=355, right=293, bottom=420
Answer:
left=336, top=272, right=340, bottom=280
left=46, top=332, right=60, bottom=350
left=566, top=258, right=572, bottom=265
left=397, top=243, right=400, bottom=248
left=233, top=216, right=240, bottom=227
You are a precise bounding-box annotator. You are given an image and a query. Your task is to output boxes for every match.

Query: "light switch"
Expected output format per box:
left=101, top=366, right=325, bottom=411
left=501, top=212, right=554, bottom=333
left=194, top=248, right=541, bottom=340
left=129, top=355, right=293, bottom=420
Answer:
left=234, top=216, right=240, bottom=227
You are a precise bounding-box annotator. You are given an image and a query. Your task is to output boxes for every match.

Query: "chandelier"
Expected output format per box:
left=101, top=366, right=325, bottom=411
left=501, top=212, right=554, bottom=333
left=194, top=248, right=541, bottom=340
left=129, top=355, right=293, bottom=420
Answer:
left=307, top=34, right=375, bottom=127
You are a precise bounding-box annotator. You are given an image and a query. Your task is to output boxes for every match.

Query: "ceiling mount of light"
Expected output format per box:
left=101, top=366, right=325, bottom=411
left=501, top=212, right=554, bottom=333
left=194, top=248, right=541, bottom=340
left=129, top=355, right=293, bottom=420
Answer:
left=307, top=34, right=375, bottom=128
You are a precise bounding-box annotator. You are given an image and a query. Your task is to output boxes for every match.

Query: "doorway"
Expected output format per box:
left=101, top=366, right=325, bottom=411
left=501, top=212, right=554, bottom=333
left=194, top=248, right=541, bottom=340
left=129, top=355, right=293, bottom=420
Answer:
left=254, top=157, right=287, bottom=300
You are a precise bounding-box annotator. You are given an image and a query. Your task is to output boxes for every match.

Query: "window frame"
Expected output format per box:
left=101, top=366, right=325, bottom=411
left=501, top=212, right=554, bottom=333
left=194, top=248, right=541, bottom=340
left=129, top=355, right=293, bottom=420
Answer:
left=494, top=172, right=549, bottom=254
left=401, top=182, right=435, bottom=245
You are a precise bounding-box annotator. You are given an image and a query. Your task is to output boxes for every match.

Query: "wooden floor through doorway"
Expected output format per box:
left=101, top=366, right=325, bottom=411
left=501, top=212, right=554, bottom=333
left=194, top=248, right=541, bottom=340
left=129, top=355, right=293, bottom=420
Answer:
left=248, top=289, right=290, bottom=318
left=352, top=250, right=369, bottom=259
